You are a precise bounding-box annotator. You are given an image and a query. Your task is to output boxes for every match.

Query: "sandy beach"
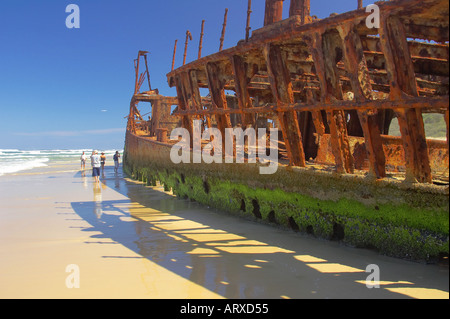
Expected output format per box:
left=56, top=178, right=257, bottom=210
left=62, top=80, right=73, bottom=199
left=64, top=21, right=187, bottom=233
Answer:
left=0, top=160, right=448, bottom=299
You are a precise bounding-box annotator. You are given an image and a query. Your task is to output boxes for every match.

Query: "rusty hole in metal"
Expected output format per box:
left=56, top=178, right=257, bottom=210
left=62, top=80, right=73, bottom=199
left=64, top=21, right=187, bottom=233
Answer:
left=433, top=180, right=449, bottom=186
left=203, top=180, right=210, bottom=194
left=240, top=199, right=246, bottom=212
left=267, top=210, right=277, bottom=224
left=331, top=223, right=345, bottom=241
left=288, top=217, right=300, bottom=232
left=252, top=199, right=262, bottom=219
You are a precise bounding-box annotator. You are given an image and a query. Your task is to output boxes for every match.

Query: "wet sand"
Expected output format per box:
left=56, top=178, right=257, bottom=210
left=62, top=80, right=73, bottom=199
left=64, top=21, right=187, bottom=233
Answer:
left=0, top=161, right=448, bottom=299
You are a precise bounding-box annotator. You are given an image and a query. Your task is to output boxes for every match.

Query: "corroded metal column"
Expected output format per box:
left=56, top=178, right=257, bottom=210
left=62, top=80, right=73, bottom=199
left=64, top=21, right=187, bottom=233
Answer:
left=175, top=74, right=194, bottom=142
left=205, top=61, right=233, bottom=154
left=245, top=0, right=252, bottom=41
left=337, top=22, right=386, bottom=179
left=198, top=20, right=205, bottom=59
left=379, top=15, right=432, bottom=183
left=289, top=0, right=310, bottom=24
left=264, top=0, right=284, bottom=26
left=305, top=32, right=355, bottom=174
left=357, top=0, right=363, bottom=9
left=219, top=9, right=228, bottom=51
left=231, top=55, right=256, bottom=127
left=171, top=40, right=178, bottom=71
left=183, top=30, right=193, bottom=66
left=151, top=99, right=161, bottom=136
left=263, top=43, right=306, bottom=167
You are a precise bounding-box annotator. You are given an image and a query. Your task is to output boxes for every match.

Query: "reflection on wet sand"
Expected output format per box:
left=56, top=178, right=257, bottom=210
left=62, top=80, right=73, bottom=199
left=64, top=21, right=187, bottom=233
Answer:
left=93, top=184, right=103, bottom=220
left=70, top=170, right=449, bottom=299
left=81, top=169, right=88, bottom=189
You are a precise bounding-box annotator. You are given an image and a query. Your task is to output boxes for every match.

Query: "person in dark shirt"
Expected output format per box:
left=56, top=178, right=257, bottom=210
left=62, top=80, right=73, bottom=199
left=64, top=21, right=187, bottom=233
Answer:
left=100, top=152, right=106, bottom=172
left=113, top=151, right=121, bottom=173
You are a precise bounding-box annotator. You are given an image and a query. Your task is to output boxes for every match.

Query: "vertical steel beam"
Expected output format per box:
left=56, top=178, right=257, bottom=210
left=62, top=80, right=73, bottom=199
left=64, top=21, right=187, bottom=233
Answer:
left=205, top=62, right=232, bottom=147
left=306, top=88, right=326, bottom=138
left=188, top=70, right=203, bottom=112
left=180, top=72, right=195, bottom=111
left=172, top=39, right=178, bottom=71
left=134, top=53, right=141, bottom=95
left=198, top=20, right=205, bottom=59
left=231, top=55, right=256, bottom=127
left=379, top=15, right=432, bottom=183
left=143, top=53, right=152, bottom=91
left=338, top=23, right=386, bottom=178
left=175, top=74, right=193, bottom=142
left=128, top=99, right=137, bottom=134
left=245, top=0, right=252, bottom=41
left=219, top=9, right=228, bottom=51
left=289, top=0, right=310, bottom=24
left=264, top=0, right=284, bottom=26
left=357, top=0, right=363, bottom=9
left=306, top=31, right=354, bottom=174
left=183, top=31, right=193, bottom=66
left=179, top=71, right=204, bottom=141
left=151, top=99, right=161, bottom=136
left=263, top=43, right=306, bottom=167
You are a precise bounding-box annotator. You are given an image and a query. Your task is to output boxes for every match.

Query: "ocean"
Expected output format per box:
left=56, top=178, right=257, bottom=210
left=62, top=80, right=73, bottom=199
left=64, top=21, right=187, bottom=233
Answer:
left=0, top=149, right=123, bottom=176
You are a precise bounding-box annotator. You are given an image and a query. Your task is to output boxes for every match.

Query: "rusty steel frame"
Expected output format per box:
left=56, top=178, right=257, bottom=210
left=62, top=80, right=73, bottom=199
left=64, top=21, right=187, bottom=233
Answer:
left=164, top=0, right=449, bottom=184
left=128, top=50, right=179, bottom=138
left=134, top=50, right=151, bottom=95
left=128, top=51, right=214, bottom=141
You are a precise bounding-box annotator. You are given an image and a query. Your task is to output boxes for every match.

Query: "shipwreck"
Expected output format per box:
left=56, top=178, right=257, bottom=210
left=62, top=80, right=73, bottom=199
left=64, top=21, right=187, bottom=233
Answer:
left=124, top=0, right=449, bottom=262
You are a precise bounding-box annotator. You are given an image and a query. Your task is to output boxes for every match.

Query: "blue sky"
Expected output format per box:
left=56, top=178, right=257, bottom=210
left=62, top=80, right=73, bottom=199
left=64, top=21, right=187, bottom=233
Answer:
left=0, top=0, right=366, bottom=150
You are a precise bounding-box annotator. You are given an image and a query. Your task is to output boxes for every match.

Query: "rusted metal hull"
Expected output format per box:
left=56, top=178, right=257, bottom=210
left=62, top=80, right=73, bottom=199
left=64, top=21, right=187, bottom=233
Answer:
left=165, top=0, right=449, bottom=184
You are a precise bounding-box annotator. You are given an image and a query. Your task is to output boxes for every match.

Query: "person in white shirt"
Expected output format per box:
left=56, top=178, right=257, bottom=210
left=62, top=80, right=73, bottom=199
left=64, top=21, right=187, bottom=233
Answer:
left=90, top=150, right=101, bottom=183
left=80, top=151, right=87, bottom=170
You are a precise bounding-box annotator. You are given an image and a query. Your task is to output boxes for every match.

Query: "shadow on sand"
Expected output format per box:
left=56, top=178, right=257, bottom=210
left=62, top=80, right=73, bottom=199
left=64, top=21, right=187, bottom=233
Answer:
left=69, top=166, right=449, bottom=299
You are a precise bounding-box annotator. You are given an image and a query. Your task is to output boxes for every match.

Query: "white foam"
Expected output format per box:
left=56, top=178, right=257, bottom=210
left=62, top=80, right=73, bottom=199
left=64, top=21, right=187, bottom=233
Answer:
left=0, top=149, right=123, bottom=176
left=0, top=158, right=49, bottom=176
left=0, top=149, right=20, bottom=152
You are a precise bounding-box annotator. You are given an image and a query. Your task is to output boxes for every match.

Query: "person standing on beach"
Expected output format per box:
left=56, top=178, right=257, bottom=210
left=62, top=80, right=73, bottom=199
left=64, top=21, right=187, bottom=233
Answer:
left=91, top=150, right=101, bottom=183
left=80, top=152, right=87, bottom=170
left=113, top=151, right=121, bottom=173
left=100, top=152, right=106, bottom=172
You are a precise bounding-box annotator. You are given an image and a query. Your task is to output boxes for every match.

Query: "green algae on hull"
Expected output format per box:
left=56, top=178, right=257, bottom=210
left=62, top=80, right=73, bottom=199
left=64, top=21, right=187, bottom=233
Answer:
left=123, top=132, right=449, bottom=262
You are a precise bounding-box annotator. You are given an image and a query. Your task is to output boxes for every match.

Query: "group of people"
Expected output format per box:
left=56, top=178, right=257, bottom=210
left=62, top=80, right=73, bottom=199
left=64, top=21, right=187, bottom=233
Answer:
left=80, top=151, right=121, bottom=183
